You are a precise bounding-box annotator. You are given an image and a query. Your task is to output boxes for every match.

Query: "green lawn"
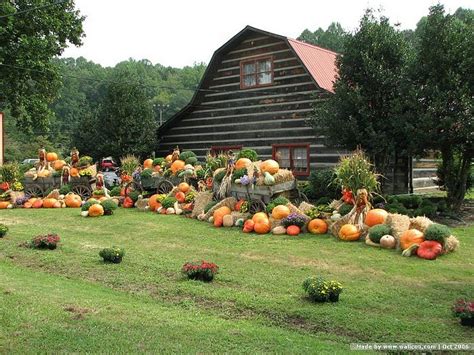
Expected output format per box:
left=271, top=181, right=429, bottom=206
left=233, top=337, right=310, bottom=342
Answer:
left=0, top=209, right=473, bottom=353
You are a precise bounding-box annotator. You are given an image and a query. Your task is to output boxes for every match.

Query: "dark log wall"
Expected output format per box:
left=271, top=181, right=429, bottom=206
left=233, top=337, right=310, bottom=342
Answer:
left=157, top=31, right=346, bottom=175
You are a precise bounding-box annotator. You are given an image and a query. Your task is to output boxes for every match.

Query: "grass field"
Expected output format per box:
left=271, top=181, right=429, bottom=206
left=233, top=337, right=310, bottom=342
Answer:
left=0, top=208, right=473, bottom=353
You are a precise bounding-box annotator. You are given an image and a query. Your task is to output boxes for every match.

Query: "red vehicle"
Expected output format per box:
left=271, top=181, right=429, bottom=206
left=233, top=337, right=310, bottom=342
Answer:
left=100, top=157, right=118, bottom=171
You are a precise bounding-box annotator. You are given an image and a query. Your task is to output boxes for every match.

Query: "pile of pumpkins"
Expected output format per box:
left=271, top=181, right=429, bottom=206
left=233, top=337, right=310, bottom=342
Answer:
left=20, top=193, right=83, bottom=209
left=234, top=158, right=281, bottom=186
left=152, top=182, right=194, bottom=215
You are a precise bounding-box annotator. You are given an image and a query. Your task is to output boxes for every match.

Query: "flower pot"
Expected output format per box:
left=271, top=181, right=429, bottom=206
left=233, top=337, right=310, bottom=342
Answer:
left=112, top=256, right=122, bottom=264
left=47, top=244, right=57, bottom=250
left=329, top=294, right=340, bottom=302
left=460, top=317, right=474, bottom=327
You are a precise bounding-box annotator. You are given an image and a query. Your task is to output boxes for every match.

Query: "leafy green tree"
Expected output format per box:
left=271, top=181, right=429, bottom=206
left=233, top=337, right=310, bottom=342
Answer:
left=0, top=0, right=84, bottom=131
left=410, top=5, right=473, bottom=210
left=298, top=22, right=347, bottom=52
left=311, top=10, right=413, bottom=188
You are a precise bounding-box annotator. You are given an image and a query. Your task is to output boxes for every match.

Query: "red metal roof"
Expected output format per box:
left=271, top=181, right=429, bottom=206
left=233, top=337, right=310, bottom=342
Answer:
left=287, top=38, right=338, bottom=93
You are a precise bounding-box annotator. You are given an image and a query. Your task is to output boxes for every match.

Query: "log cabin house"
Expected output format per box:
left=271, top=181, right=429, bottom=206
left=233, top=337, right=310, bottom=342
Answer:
left=157, top=26, right=437, bottom=193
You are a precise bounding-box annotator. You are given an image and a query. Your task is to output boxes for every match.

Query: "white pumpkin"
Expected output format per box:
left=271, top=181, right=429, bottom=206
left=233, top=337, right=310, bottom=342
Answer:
left=174, top=201, right=183, bottom=215
left=235, top=218, right=244, bottom=227
left=80, top=211, right=89, bottom=217
left=166, top=207, right=175, bottom=215
left=272, top=226, right=287, bottom=235
left=223, top=214, right=234, bottom=227
left=380, top=235, right=396, bottom=249
left=330, top=213, right=341, bottom=221
left=208, top=216, right=214, bottom=223
left=156, top=207, right=163, bottom=214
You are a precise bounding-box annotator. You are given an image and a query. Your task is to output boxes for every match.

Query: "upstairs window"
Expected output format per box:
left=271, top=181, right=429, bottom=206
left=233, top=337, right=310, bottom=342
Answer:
left=272, top=144, right=310, bottom=176
left=240, top=57, right=273, bottom=89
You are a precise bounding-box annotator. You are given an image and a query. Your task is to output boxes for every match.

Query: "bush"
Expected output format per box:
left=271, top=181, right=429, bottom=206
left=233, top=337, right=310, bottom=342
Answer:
left=120, top=155, right=140, bottom=175
left=302, top=276, right=343, bottom=303
left=182, top=260, right=219, bottom=282
left=59, top=184, right=72, bottom=195
left=179, top=151, right=197, bottom=161
left=0, top=224, right=8, bottom=238
left=395, top=195, right=422, bottom=209
left=281, top=213, right=307, bottom=228
left=99, top=246, right=125, bottom=263
left=185, top=156, right=198, bottom=166
left=236, top=149, right=258, bottom=162
left=140, top=168, right=153, bottom=179
left=368, top=224, right=392, bottom=243
left=30, top=234, right=60, bottom=250
left=109, top=186, right=121, bottom=197
left=204, top=201, right=218, bottom=213
left=424, top=223, right=451, bottom=244
left=153, top=158, right=165, bottom=167
left=81, top=200, right=99, bottom=212
left=338, top=203, right=353, bottom=216
left=0, top=163, right=21, bottom=183
left=414, top=199, right=437, bottom=217
left=100, top=199, right=118, bottom=215
left=385, top=202, right=410, bottom=216
left=266, top=196, right=289, bottom=213
left=232, top=168, right=247, bottom=181
left=305, top=169, right=339, bottom=200
left=161, top=197, right=177, bottom=209
left=315, top=196, right=332, bottom=205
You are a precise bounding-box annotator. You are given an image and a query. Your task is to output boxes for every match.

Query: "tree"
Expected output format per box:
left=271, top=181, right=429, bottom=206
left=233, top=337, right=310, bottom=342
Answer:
left=410, top=5, right=473, bottom=210
left=311, top=10, right=414, bottom=187
left=298, top=22, right=347, bottom=53
left=0, top=0, right=84, bottom=131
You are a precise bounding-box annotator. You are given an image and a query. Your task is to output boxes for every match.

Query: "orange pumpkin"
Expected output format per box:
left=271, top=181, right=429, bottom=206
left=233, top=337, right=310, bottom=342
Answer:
left=234, top=199, right=245, bottom=212
left=23, top=202, right=32, bottom=209
left=154, top=165, right=162, bottom=173
left=0, top=201, right=10, bottom=209
left=214, top=215, right=223, bottom=227
left=46, top=152, right=58, bottom=162
left=175, top=191, right=186, bottom=203
left=53, top=201, right=62, bottom=208
left=148, top=194, right=162, bottom=211
left=254, top=219, right=271, bottom=234
left=27, top=198, right=38, bottom=205
left=308, top=219, right=328, bottom=234
left=400, top=229, right=425, bottom=250
left=88, top=204, right=104, bottom=217
left=65, top=193, right=82, bottom=208
left=170, top=160, right=185, bottom=174
left=213, top=206, right=232, bottom=221
left=338, top=224, right=361, bottom=241
left=70, top=168, right=79, bottom=177
left=32, top=199, right=43, bottom=209
left=178, top=182, right=190, bottom=193
left=287, top=225, right=301, bottom=236
left=235, top=158, right=251, bottom=170
left=252, top=212, right=269, bottom=224
left=271, top=205, right=290, bottom=220
left=143, top=158, right=153, bottom=169
left=365, top=209, right=389, bottom=227
left=43, top=198, right=58, bottom=208
left=243, top=219, right=255, bottom=233
left=260, top=159, right=279, bottom=175
left=52, top=160, right=66, bottom=171
left=123, top=197, right=134, bottom=208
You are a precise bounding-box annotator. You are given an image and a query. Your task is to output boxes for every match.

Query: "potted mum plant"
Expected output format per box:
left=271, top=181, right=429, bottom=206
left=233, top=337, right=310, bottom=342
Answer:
left=326, top=280, right=343, bottom=302
left=452, top=299, right=474, bottom=327
left=182, top=260, right=219, bottom=282
left=0, top=224, right=8, bottom=238
left=30, top=234, right=61, bottom=250
left=99, top=246, right=125, bottom=264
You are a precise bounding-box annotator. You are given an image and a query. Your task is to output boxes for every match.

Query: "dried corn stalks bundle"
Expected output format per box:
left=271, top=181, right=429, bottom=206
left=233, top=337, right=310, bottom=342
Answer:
left=191, top=191, right=213, bottom=218
left=330, top=189, right=371, bottom=238
left=444, top=235, right=460, bottom=253
left=217, top=174, right=232, bottom=199
left=298, top=201, right=315, bottom=213
left=409, top=216, right=433, bottom=233
left=386, top=213, right=411, bottom=249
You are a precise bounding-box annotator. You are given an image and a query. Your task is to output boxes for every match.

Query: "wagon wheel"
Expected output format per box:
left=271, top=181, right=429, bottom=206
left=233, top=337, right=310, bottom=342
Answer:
left=249, top=198, right=266, bottom=214
left=157, top=180, right=174, bottom=194
left=72, top=184, right=92, bottom=200
left=24, top=184, right=43, bottom=198
left=124, top=181, right=143, bottom=197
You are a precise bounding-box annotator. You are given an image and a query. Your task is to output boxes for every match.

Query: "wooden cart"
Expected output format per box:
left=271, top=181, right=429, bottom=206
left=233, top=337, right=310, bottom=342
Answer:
left=23, top=175, right=96, bottom=199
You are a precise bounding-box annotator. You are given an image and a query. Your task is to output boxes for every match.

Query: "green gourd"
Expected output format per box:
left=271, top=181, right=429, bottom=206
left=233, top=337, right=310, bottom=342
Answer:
left=264, top=172, right=275, bottom=186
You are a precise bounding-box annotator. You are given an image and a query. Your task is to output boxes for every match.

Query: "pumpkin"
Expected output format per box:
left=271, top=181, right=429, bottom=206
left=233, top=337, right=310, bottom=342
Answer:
left=175, top=191, right=186, bottom=203
left=417, top=240, right=443, bottom=260
left=148, top=194, right=162, bottom=211
left=81, top=211, right=89, bottom=217
left=170, top=160, right=185, bottom=174
left=65, top=193, right=82, bottom=208
left=235, top=218, right=244, bottom=227
left=223, top=214, right=234, bottom=227
left=254, top=219, right=271, bottom=234
left=308, top=219, right=328, bottom=234
left=166, top=207, right=175, bottom=214
left=23, top=202, right=33, bottom=209
left=37, top=170, right=51, bottom=178
left=52, top=160, right=66, bottom=171
left=287, top=225, right=301, bottom=236
left=32, top=199, right=44, bottom=209
left=380, top=235, right=396, bottom=249
left=365, top=209, right=389, bottom=227
left=174, top=201, right=183, bottom=215
left=234, top=199, right=245, bottom=212
left=122, top=197, right=134, bottom=208
left=235, top=158, right=252, bottom=170
left=264, top=172, right=276, bottom=186
left=178, top=182, right=190, bottom=193
left=143, top=159, right=153, bottom=169
left=260, top=159, right=279, bottom=175
left=160, top=208, right=167, bottom=215
left=252, top=212, right=269, bottom=224
left=272, top=226, right=287, bottom=235
left=214, top=215, right=223, bottom=227
left=54, top=201, right=62, bottom=208
left=88, top=204, right=104, bottom=217
left=70, top=168, right=79, bottom=177
left=243, top=220, right=255, bottom=233
left=213, top=206, right=232, bottom=221
left=0, top=201, right=10, bottom=209
left=400, top=229, right=425, bottom=250
left=46, top=152, right=58, bottom=162
left=43, top=198, right=58, bottom=208
left=338, top=224, right=361, bottom=241
left=271, top=205, right=290, bottom=220
left=28, top=198, right=38, bottom=205
left=154, top=165, right=162, bottom=173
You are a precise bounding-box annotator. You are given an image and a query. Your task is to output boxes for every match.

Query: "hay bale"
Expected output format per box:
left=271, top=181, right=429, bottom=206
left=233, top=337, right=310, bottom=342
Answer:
left=269, top=217, right=282, bottom=229
left=409, top=216, right=434, bottom=233
left=203, top=197, right=237, bottom=220
left=386, top=213, right=411, bottom=249
left=273, top=169, right=294, bottom=184
left=298, top=201, right=315, bottom=213
left=444, top=235, right=460, bottom=253
left=191, top=191, right=213, bottom=218
left=230, top=211, right=249, bottom=221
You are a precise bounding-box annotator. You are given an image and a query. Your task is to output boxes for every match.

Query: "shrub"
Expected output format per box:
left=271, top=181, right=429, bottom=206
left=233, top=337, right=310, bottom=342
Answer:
left=120, top=155, right=140, bottom=175
left=78, top=156, right=93, bottom=167
left=153, top=158, right=165, bottom=167
left=303, top=277, right=343, bottom=303
left=414, top=199, right=437, bottom=217
left=395, top=195, right=422, bottom=209
left=182, top=260, right=219, bottom=282
left=161, top=197, right=177, bottom=209
left=30, top=234, right=60, bottom=250
left=0, top=163, right=21, bottom=183
left=179, top=151, right=197, bottom=161
left=99, top=246, right=125, bottom=263
left=265, top=196, right=289, bottom=213
left=281, top=213, right=306, bottom=228
left=315, top=196, right=333, bottom=205
left=204, top=201, right=218, bottom=213
left=59, top=184, right=72, bottom=195
left=185, top=156, right=198, bottom=166
left=140, top=168, right=153, bottom=179
left=109, top=186, right=121, bottom=197
left=237, top=148, right=258, bottom=162
left=368, top=224, right=392, bottom=243
left=100, top=199, right=118, bottom=215
left=338, top=203, right=353, bottom=216
left=232, top=168, right=247, bottom=181
left=385, top=202, right=409, bottom=216
left=0, top=224, right=8, bottom=238
left=81, top=200, right=99, bottom=212
left=424, top=223, right=451, bottom=244
left=305, top=169, right=339, bottom=200
left=452, top=299, right=474, bottom=319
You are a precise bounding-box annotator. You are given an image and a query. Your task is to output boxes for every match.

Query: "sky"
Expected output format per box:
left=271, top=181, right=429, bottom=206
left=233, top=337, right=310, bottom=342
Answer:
left=61, top=0, right=473, bottom=68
